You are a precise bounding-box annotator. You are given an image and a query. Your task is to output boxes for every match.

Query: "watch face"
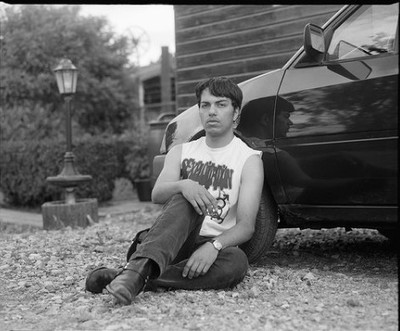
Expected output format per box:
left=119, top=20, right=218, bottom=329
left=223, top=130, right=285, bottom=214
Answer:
left=213, top=240, right=222, bottom=250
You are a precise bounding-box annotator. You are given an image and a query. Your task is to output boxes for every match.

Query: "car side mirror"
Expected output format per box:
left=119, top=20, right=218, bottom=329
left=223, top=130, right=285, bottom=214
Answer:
left=304, top=23, right=325, bottom=63
left=327, top=61, right=372, bottom=81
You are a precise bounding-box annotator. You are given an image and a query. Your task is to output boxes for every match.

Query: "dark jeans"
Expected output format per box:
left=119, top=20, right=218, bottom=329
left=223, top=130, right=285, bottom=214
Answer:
left=131, top=194, right=249, bottom=290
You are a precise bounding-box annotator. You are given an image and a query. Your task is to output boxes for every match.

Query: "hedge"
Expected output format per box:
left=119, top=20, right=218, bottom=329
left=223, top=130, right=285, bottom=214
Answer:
left=0, top=135, right=148, bottom=208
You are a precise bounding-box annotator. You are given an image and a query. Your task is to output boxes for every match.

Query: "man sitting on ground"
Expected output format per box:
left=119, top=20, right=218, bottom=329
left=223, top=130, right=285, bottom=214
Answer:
left=86, top=76, right=264, bottom=305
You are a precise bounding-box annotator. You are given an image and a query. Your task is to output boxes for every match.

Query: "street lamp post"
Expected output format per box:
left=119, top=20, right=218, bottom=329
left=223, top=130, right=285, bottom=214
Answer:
left=46, top=58, right=92, bottom=204
left=42, top=58, right=97, bottom=230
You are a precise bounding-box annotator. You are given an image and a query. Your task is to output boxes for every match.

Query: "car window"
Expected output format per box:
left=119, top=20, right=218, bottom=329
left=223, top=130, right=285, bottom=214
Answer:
left=327, top=4, right=398, bottom=61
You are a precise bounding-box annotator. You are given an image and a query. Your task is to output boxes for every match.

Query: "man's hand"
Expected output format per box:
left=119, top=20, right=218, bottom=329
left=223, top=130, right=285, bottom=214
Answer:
left=180, top=179, right=219, bottom=216
left=182, top=242, right=219, bottom=279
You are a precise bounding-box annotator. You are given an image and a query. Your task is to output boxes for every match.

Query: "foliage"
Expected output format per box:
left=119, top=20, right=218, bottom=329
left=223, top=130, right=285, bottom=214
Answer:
left=0, top=139, right=64, bottom=207
left=0, top=102, right=84, bottom=142
left=1, top=4, right=139, bottom=139
left=119, top=123, right=151, bottom=180
left=0, top=134, right=148, bottom=207
left=124, top=145, right=150, bottom=180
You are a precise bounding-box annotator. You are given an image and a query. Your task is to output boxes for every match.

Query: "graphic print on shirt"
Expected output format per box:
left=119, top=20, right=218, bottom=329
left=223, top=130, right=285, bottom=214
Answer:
left=181, top=158, right=233, bottom=224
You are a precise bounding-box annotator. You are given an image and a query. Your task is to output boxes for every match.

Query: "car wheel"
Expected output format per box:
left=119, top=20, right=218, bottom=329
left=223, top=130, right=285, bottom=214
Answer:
left=240, top=186, right=279, bottom=264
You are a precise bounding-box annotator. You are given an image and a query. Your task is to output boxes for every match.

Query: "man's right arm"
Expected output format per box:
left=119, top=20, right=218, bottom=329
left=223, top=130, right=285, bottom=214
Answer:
left=151, top=144, right=183, bottom=204
left=151, top=144, right=218, bottom=215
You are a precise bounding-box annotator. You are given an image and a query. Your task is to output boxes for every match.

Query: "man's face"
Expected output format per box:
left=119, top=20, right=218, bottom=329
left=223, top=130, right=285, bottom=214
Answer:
left=275, top=110, right=293, bottom=138
left=199, top=88, right=238, bottom=137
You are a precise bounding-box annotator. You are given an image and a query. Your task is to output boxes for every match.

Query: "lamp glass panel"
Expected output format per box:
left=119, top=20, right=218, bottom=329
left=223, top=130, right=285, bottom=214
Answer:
left=63, top=70, right=74, bottom=94
left=55, top=72, right=65, bottom=94
left=71, top=72, right=78, bottom=93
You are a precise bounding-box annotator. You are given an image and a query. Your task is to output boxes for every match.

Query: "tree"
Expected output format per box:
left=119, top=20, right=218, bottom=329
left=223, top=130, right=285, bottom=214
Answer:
left=0, top=4, right=139, bottom=140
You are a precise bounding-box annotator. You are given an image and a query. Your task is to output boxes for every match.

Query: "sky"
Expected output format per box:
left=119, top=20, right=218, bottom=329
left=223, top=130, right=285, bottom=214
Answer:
left=80, top=5, right=175, bottom=67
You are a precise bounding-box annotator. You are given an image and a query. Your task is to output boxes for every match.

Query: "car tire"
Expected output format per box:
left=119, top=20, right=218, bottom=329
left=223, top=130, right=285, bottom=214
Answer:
left=240, top=186, right=279, bottom=264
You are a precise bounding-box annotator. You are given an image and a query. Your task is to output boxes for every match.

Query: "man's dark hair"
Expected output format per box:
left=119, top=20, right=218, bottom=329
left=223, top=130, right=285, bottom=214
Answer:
left=195, top=77, right=243, bottom=110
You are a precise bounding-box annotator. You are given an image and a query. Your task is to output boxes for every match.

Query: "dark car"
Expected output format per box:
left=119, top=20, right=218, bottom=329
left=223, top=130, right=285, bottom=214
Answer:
left=153, top=4, right=398, bottom=262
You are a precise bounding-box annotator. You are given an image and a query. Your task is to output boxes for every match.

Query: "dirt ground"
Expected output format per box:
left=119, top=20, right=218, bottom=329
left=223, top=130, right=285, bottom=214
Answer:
left=0, top=205, right=397, bottom=331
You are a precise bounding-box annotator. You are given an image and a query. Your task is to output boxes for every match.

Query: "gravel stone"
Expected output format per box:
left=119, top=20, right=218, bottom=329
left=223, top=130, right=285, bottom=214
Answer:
left=0, top=206, right=397, bottom=331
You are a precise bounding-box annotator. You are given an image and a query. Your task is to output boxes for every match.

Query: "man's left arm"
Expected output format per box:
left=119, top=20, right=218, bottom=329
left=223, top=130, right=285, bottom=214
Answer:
left=182, top=154, right=264, bottom=279
left=214, top=153, right=264, bottom=248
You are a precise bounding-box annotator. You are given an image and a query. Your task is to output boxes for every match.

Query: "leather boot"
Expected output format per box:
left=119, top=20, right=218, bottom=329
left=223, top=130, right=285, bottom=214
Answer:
left=106, top=258, right=156, bottom=305
left=85, top=267, right=120, bottom=294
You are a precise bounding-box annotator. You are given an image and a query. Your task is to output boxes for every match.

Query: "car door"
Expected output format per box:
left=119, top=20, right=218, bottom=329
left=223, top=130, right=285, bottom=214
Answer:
left=274, top=4, right=398, bottom=211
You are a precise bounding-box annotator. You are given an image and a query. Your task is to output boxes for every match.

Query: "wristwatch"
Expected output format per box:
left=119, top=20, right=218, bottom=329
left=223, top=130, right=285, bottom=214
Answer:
left=210, top=239, right=223, bottom=251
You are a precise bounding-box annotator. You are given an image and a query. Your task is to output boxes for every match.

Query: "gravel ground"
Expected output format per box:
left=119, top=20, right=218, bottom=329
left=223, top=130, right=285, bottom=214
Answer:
left=0, top=205, right=397, bottom=331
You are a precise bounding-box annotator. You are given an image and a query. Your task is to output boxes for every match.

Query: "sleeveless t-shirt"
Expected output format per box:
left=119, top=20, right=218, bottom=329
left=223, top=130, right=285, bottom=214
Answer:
left=180, top=136, right=262, bottom=237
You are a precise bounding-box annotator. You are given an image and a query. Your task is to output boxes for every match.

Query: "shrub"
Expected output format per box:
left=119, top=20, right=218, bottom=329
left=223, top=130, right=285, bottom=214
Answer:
left=0, top=135, right=147, bottom=208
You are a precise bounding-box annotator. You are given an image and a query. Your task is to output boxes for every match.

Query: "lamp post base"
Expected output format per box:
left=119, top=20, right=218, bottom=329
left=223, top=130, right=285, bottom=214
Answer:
left=47, top=175, right=92, bottom=205
left=42, top=198, right=98, bottom=230
left=46, top=151, right=92, bottom=204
